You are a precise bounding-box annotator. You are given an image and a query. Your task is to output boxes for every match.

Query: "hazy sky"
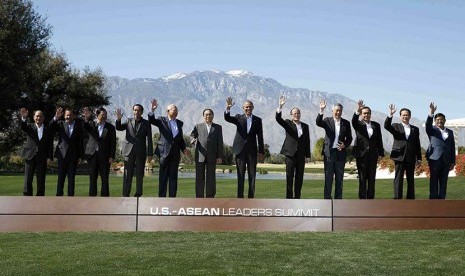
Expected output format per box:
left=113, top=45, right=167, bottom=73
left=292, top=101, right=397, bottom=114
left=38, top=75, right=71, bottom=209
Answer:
left=34, top=0, right=465, bottom=119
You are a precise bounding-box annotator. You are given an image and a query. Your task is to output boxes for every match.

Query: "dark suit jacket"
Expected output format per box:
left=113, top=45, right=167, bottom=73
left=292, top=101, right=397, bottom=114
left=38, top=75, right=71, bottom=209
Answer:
left=190, top=122, right=224, bottom=163
left=275, top=111, right=310, bottom=158
left=83, top=120, right=117, bottom=160
left=425, top=115, right=455, bottom=165
left=351, top=113, right=384, bottom=159
left=115, top=118, right=153, bottom=159
left=316, top=114, right=353, bottom=159
left=49, top=119, right=83, bottom=160
left=20, top=120, right=53, bottom=161
left=224, top=112, right=265, bottom=156
left=384, top=116, right=422, bottom=163
left=148, top=114, right=186, bottom=165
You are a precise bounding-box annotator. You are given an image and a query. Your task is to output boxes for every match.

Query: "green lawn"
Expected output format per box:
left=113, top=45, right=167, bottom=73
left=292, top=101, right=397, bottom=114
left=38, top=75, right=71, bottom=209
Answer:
left=0, top=231, right=464, bottom=275
left=0, top=173, right=464, bottom=199
left=1, top=173, right=465, bottom=275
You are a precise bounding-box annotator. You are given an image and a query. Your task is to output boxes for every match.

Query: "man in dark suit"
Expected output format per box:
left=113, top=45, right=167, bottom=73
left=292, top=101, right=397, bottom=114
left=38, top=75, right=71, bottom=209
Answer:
left=148, top=99, right=189, bottom=198
left=384, top=104, right=422, bottom=199
left=19, top=108, right=53, bottom=196
left=224, top=97, right=265, bottom=198
left=49, top=107, right=83, bottom=196
left=352, top=100, right=385, bottom=199
left=115, top=104, right=153, bottom=197
left=82, top=107, right=117, bottom=197
left=190, top=109, right=224, bottom=198
left=316, top=100, right=353, bottom=199
left=425, top=102, right=456, bottom=199
left=275, top=96, right=310, bottom=199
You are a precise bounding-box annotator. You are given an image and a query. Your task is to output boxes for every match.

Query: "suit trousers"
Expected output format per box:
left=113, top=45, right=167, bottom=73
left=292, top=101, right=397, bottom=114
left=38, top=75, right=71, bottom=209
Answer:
left=158, top=153, right=181, bottom=197
left=123, top=153, right=146, bottom=197
left=393, top=161, right=415, bottom=199
left=285, top=154, right=305, bottom=199
left=23, top=156, right=47, bottom=196
left=235, top=148, right=257, bottom=198
left=56, top=154, right=77, bottom=196
left=323, top=148, right=345, bottom=199
left=195, top=161, right=217, bottom=198
left=356, top=153, right=378, bottom=199
left=88, top=152, right=111, bottom=197
left=428, top=159, right=450, bottom=199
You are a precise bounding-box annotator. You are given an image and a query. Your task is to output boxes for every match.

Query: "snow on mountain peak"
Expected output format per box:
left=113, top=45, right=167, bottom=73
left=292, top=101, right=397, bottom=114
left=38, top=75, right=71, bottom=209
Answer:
left=226, top=70, right=251, bottom=77
left=161, top=72, right=187, bottom=81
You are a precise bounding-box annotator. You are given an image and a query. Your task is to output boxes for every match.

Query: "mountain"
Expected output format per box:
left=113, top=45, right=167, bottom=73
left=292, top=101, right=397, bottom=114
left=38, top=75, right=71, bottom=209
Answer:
left=105, top=70, right=431, bottom=153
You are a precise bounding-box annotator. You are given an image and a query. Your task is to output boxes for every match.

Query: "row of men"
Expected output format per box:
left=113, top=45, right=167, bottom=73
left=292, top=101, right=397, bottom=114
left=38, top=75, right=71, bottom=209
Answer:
left=19, top=97, right=455, bottom=199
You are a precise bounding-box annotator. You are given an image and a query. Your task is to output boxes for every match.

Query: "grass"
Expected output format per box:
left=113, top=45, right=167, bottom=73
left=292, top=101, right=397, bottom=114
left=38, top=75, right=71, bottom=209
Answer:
left=182, top=163, right=326, bottom=174
left=1, top=172, right=465, bottom=275
left=1, top=173, right=464, bottom=199
left=1, top=231, right=465, bottom=275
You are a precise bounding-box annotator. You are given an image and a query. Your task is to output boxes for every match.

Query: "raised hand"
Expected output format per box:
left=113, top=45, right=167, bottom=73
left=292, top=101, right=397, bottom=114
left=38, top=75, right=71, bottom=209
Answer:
left=226, top=97, right=235, bottom=110
left=20, top=108, right=28, bottom=119
left=388, top=104, right=396, bottom=116
left=429, top=102, right=437, bottom=115
left=319, top=99, right=327, bottom=112
left=357, top=100, right=364, bottom=113
left=151, top=99, right=158, bottom=112
left=279, top=95, right=286, bottom=108
left=115, top=108, right=123, bottom=120
left=55, top=107, right=64, bottom=119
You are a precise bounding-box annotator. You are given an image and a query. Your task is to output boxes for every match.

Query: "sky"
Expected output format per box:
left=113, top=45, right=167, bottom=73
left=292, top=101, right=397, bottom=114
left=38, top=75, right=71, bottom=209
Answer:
left=34, top=0, right=465, bottom=119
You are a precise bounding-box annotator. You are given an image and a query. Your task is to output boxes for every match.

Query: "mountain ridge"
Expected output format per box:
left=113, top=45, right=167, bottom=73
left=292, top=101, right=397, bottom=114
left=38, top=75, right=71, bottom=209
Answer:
left=105, top=70, right=432, bottom=153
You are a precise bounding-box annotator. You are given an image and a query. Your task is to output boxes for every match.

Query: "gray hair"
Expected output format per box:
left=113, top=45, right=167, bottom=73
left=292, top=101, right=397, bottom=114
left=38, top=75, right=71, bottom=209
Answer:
left=166, top=104, right=178, bottom=112
left=332, top=103, right=343, bottom=111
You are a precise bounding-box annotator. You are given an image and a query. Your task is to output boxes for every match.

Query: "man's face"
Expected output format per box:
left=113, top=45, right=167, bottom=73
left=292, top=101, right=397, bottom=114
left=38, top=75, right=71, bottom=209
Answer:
left=361, top=108, right=371, bottom=123
left=97, top=110, right=107, bottom=123
left=34, top=111, right=44, bottom=126
left=243, top=102, right=254, bottom=116
left=332, top=106, right=342, bottom=120
left=133, top=106, right=142, bottom=120
left=400, top=110, right=411, bottom=124
left=290, top=108, right=301, bottom=123
left=167, top=105, right=178, bottom=119
left=435, top=115, right=446, bottom=129
left=64, top=110, right=75, bottom=123
left=203, top=110, right=214, bottom=124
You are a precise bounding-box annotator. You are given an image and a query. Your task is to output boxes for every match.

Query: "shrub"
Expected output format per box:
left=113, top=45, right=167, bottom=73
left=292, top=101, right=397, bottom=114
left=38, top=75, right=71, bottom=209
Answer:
left=415, top=157, right=429, bottom=177
left=455, top=154, right=465, bottom=176
left=378, top=155, right=430, bottom=176
left=378, top=156, right=394, bottom=173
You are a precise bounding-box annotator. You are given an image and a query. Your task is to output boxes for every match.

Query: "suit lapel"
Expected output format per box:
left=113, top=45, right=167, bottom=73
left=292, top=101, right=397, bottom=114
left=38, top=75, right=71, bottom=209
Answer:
left=340, top=120, right=345, bottom=136
left=407, top=126, right=414, bottom=141
left=240, top=114, right=248, bottom=134
left=366, top=122, right=373, bottom=139
left=399, top=124, right=406, bottom=135
left=64, top=122, right=71, bottom=138
left=290, top=121, right=297, bottom=135
left=330, top=117, right=336, bottom=133
left=163, top=117, right=174, bottom=139
left=101, top=124, right=108, bottom=139
left=32, top=124, right=40, bottom=141
left=204, top=123, right=210, bottom=137
left=288, top=120, right=299, bottom=138
left=129, top=119, right=136, bottom=135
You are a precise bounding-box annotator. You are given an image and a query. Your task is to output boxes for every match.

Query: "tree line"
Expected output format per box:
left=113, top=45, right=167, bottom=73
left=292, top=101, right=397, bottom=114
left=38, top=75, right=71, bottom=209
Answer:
left=0, top=0, right=109, bottom=156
